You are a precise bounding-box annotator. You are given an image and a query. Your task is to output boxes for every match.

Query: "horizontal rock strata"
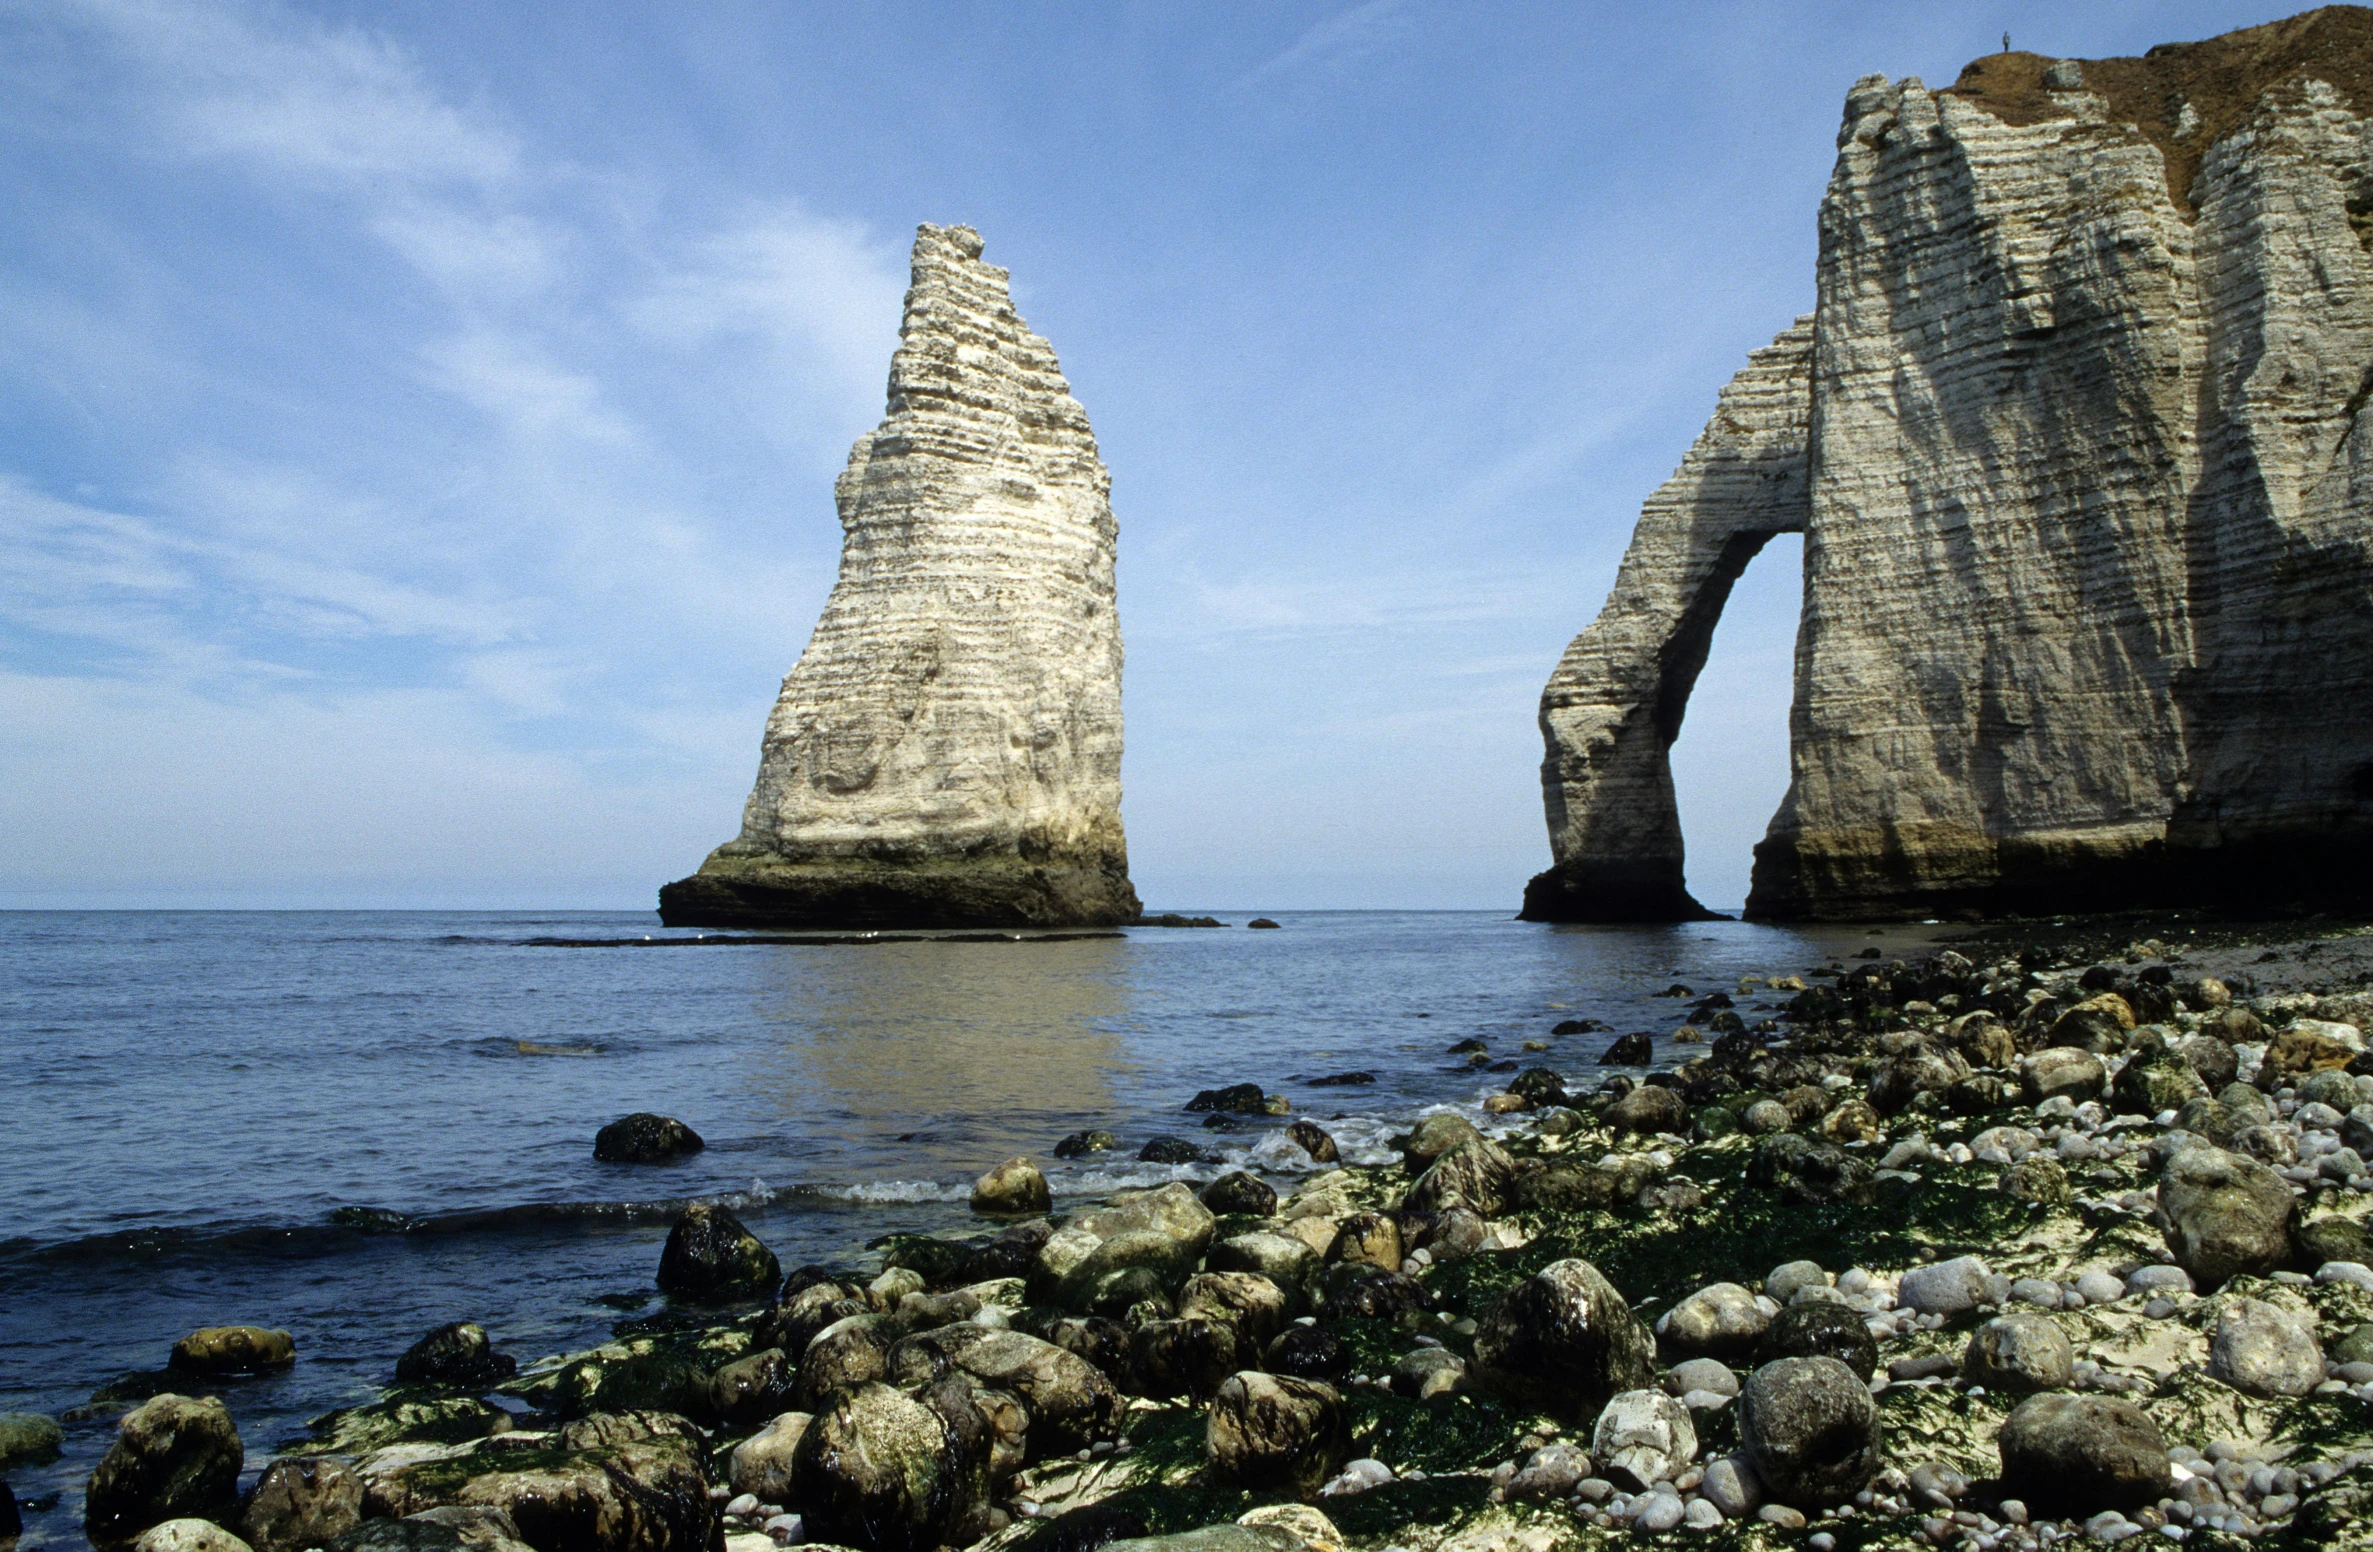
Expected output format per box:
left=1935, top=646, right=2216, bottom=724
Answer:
left=1529, top=8, right=2373, bottom=921
left=661, top=224, right=1139, bottom=929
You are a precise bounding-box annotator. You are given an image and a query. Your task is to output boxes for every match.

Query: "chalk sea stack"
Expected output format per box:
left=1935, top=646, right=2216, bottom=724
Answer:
left=660, top=224, right=1140, bottom=929
left=1527, top=7, right=2373, bottom=922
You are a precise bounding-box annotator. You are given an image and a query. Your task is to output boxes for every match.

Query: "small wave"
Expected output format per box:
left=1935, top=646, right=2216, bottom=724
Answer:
left=807, top=1179, right=972, bottom=1205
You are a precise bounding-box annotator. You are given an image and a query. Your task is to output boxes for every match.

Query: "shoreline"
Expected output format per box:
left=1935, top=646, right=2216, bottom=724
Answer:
left=15, top=915, right=2373, bottom=1551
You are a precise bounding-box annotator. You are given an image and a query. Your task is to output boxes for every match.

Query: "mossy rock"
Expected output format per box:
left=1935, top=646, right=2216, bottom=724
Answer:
left=309, top=1391, right=512, bottom=1453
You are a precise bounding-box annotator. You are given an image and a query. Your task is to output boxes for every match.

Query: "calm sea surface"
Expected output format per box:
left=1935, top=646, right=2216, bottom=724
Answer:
left=0, top=909, right=1941, bottom=1549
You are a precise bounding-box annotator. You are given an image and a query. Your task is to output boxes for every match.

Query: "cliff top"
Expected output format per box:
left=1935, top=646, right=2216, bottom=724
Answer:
left=1947, top=4, right=2373, bottom=209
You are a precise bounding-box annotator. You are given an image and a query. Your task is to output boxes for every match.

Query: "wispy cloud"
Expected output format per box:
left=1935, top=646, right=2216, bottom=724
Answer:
left=1240, top=0, right=1415, bottom=86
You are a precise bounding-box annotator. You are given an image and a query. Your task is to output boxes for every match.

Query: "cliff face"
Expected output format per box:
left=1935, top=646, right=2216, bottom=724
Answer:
left=1528, top=8, right=2373, bottom=921
left=660, top=225, right=1140, bottom=929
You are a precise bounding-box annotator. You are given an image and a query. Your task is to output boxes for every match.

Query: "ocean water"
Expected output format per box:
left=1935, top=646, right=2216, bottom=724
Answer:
left=0, top=908, right=1938, bottom=1549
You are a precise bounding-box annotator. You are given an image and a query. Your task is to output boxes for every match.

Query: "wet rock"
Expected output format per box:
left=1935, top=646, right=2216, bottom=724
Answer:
left=1470, top=1258, right=1656, bottom=1418
left=1754, top=1302, right=1878, bottom=1382
left=591, top=1113, right=704, bottom=1164
left=727, top=1410, right=811, bottom=1503
left=1744, top=1099, right=1792, bottom=1134
left=706, top=1348, right=797, bottom=1426
left=1187, top=1083, right=1269, bottom=1115
left=1056, top=1231, right=1198, bottom=1315
left=1133, top=1319, right=1243, bottom=1401
left=1401, top=1138, right=1513, bottom=1215
left=394, top=1325, right=516, bottom=1390
left=1654, top=1283, right=1770, bottom=1360
left=2049, top=994, right=2135, bottom=1052
left=1067, top=1183, right=1218, bottom=1258
left=791, top=1315, right=900, bottom=1410
left=2156, top=1146, right=2296, bottom=1286
left=1745, top=1135, right=1874, bottom=1205
left=2005, top=1154, right=2072, bottom=1206
left=1177, top=1273, right=1290, bottom=1356
left=1199, top=1173, right=1278, bottom=1218
left=656, top=1203, right=779, bottom=1302
left=971, top=1158, right=1052, bottom=1216
left=2178, top=1037, right=2240, bottom=1092
left=2022, top=1049, right=2107, bottom=1107
left=1765, top=1262, right=1829, bottom=1303
left=1664, top=1358, right=1740, bottom=1399
left=1996, top=1394, right=2172, bottom=1514
left=1867, top=1042, right=1967, bottom=1115
left=758, top=1282, right=869, bottom=1359
left=239, top=1456, right=363, bottom=1552
left=1963, top=1316, right=2074, bottom=1393
left=1053, top=1130, right=1116, bottom=1159
left=0, top=1412, right=63, bottom=1469
left=86, top=1395, right=244, bottom=1550
left=1321, top=1269, right=1426, bottom=1320
left=1592, top=1389, right=1697, bottom=1488
left=1899, top=1256, right=1992, bottom=1317
left=1039, top=1316, right=1137, bottom=1391
left=1817, top=1098, right=1881, bottom=1143
left=1505, top=1442, right=1592, bottom=1501
left=793, top=1381, right=986, bottom=1552
left=1205, top=1373, right=1349, bottom=1496
left=1737, top=1357, right=1880, bottom=1509
left=1600, top=1033, right=1653, bottom=1065
left=1388, top=1348, right=1466, bottom=1400
left=2208, top=1297, right=2324, bottom=1397
left=1264, top=1324, right=1349, bottom=1383
left=169, top=1327, right=294, bottom=1377
left=1138, top=1136, right=1216, bottom=1165
left=2111, top=1050, right=2208, bottom=1116
left=1399, top=1113, right=1482, bottom=1168
left=1608, top=1085, right=1685, bottom=1135
left=2298, top=1214, right=2373, bottom=1268
left=1328, top=1212, right=1400, bottom=1273
left=1284, top=1121, right=1338, bottom=1163
left=131, top=1522, right=251, bottom=1552
left=2263, top=1022, right=2363, bottom=1082
left=1205, top=1234, right=1319, bottom=1313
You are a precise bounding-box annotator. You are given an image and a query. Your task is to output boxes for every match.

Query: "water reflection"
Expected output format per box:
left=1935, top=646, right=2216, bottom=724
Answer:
left=747, top=938, right=1132, bottom=1173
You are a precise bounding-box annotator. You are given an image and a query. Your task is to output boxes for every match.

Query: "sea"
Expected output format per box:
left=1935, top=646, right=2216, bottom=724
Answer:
left=0, top=908, right=1943, bottom=1550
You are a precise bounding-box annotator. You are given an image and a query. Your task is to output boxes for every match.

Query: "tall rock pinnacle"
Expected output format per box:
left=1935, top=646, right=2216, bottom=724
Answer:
left=659, top=224, right=1140, bottom=929
left=1527, top=7, right=2373, bottom=921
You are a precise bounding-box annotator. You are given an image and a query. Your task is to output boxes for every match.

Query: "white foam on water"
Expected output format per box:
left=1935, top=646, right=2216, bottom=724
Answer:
left=820, top=1179, right=972, bottom=1205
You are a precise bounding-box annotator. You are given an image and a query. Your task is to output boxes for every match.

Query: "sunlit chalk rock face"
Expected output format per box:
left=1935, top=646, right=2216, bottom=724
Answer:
left=660, top=223, right=1139, bottom=929
left=1528, top=10, right=2373, bottom=922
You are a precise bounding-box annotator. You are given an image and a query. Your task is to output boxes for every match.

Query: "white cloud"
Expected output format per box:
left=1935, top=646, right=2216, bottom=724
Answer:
left=1240, top=0, right=1415, bottom=86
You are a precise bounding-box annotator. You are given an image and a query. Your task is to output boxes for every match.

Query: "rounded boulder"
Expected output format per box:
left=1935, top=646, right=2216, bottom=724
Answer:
left=1737, top=1357, right=1880, bottom=1508
left=85, top=1394, right=244, bottom=1550
left=2156, top=1146, right=2296, bottom=1287
left=656, top=1202, right=780, bottom=1302
left=1205, top=1372, right=1349, bottom=1497
left=591, top=1112, right=703, bottom=1163
left=970, top=1157, right=1052, bottom=1216
left=1470, top=1258, right=1656, bottom=1419
left=1996, top=1393, right=2172, bottom=1514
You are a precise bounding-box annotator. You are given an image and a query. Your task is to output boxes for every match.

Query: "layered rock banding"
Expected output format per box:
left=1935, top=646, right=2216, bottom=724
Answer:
left=661, top=223, right=1139, bottom=929
left=1528, top=8, right=2373, bottom=920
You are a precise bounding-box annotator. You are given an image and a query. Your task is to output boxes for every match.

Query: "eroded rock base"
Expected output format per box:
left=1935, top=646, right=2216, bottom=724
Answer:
left=656, top=856, right=1141, bottom=930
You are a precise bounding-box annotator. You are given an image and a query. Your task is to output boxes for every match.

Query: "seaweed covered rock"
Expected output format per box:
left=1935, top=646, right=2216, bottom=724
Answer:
left=792, top=1381, right=988, bottom=1552
left=705, top=1347, right=797, bottom=1426
left=728, top=1410, right=811, bottom=1503
left=1401, top=1138, right=1514, bottom=1215
left=2021, top=1049, right=2106, bottom=1108
left=1754, top=1302, right=1877, bottom=1381
left=361, top=1412, right=716, bottom=1552
left=1737, top=1357, right=1879, bottom=1508
left=395, top=1324, right=516, bottom=1389
left=591, top=1114, right=703, bottom=1164
left=1745, top=1134, right=1874, bottom=1205
left=890, top=1328, right=1123, bottom=1456
left=169, top=1327, right=294, bottom=1377
left=1996, top=1394, right=2172, bottom=1514
left=1470, top=1258, right=1655, bottom=1418
left=1199, top=1173, right=1278, bottom=1218
left=2156, top=1145, right=2296, bottom=1286
left=86, top=1394, right=244, bottom=1550
left=655, top=1203, right=779, bottom=1302
left=1204, top=1373, right=1348, bottom=1497
left=239, top=1457, right=362, bottom=1552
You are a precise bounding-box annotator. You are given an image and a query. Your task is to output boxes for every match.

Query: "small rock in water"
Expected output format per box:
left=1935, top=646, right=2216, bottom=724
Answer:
left=1054, top=1129, right=1116, bottom=1159
left=393, top=1321, right=516, bottom=1388
left=169, top=1326, right=295, bottom=1376
left=971, top=1157, right=1052, bottom=1215
left=657, top=1203, right=780, bottom=1301
left=592, top=1112, right=704, bottom=1163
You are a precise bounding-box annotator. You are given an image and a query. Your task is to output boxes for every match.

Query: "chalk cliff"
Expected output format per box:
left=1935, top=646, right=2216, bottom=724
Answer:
left=1527, top=8, right=2373, bottom=921
left=660, top=224, right=1139, bottom=929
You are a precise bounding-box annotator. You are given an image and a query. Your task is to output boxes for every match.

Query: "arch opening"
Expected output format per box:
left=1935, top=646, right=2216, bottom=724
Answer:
left=1668, top=532, right=1802, bottom=915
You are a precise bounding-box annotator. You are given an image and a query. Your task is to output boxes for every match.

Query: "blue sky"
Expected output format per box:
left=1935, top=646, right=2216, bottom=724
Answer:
left=0, top=0, right=2308, bottom=911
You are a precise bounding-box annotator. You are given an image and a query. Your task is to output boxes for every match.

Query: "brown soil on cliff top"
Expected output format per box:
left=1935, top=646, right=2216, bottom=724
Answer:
left=1947, top=4, right=2373, bottom=211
